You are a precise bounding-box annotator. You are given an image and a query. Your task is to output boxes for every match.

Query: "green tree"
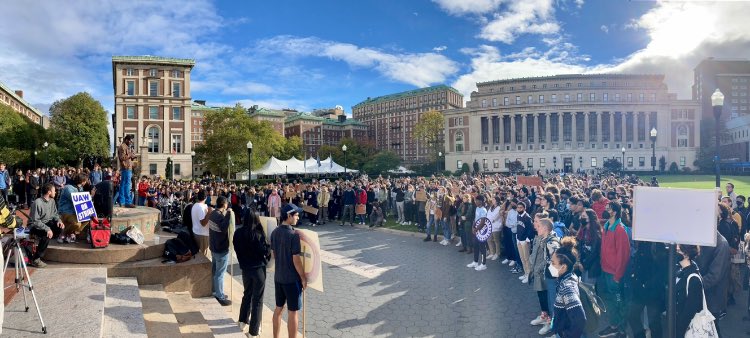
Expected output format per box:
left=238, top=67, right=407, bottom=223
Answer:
left=659, top=155, right=667, bottom=172
left=363, top=151, right=401, bottom=175
left=0, top=103, right=47, bottom=166
left=320, top=138, right=376, bottom=171
left=507, top=160, right=524, bottom=174
left=669, top=162, right=679, bottom=173
left=195, top=104, right=294, bottom=178
left=603, top=158, right=622, bottom=173
left=460, top=162, right=470, bottom=174
left=280, top=136, right=303, bottom=160
left=48, top=92, right=109, bottom=166
left=413, top=110, right=445, bottom=162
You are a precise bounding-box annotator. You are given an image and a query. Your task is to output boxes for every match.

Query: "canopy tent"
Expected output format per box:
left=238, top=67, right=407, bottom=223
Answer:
left=388, top=166, right=415, bottom=174
left=238, top=156, right=357, bottom=177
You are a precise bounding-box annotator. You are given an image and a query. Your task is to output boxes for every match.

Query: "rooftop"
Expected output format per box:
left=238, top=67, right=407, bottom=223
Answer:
left=248, top=107, right=287, bottom=118
left=476, top=74, right=665, bottom=87
left=0, top=80, right=44, bottom=118
left=285, top=112, right=324, bottom=123
left=112, top=55, right=196, bottom=66
left=353, top=84, right=462, bottom=108
left=191, top=102, right=220, bottom=111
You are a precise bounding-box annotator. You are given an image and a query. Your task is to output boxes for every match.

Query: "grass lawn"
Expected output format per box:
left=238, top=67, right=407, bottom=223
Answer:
left=655, top=174, right=750, bottom=193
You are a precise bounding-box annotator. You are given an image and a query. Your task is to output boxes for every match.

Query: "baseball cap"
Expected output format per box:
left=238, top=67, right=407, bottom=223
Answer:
left=281, top=204, right=299, bottom=216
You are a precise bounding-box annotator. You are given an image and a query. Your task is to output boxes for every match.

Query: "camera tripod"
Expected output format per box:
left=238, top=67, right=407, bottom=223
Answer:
left=2, top=230, right=47, bottom=334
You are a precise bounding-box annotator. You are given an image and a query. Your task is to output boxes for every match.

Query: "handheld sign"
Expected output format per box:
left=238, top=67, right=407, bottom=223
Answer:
left=72, top=192, right=95, bottom=222
left=517, top=176, right=543, bottom=187
left=297, top=229, right=323, bottom=292
left=632, top=187, right=718, bottom=246
left=474, top=217, right=492, bottom=242
left=415, top=190, right=427, bottom=202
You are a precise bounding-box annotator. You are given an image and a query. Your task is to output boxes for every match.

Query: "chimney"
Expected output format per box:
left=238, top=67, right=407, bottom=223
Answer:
left=14, top=90, right=23, bottom=98
left=195, top=100, right=206, bottom=105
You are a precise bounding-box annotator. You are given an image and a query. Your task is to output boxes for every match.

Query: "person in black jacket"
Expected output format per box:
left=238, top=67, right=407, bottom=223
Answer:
left=626, top=241, right=668, bottom=338
left=697, top=230, right=730, bottom=331
left=675, top=244, right=705, bottom=337
left=234, top=212, right=271, bottom=337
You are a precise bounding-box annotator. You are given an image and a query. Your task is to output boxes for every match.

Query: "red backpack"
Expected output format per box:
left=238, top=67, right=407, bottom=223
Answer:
left=89, top=217, right=111, bottom=249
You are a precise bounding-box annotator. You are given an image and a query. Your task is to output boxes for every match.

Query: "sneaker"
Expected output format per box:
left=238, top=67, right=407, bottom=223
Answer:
left=57, top=236, right=65, bottom=244
left=521, top=276, right=529, bottom=284
left=598, top=326, right=621, bottom=337
left=238, top=322, right=247, bottom=331
left=530, top=315, right=545, bottom=326
left=439, top=239, right=447, bottom=245
left=511, top=268, right=523, bottom=274
left=509, top=261, right=517, bottom=267
left=30, top=259, right=47, bottom=268
left=475, top=264, right=487, bottom=271
left=215, top=296, right=232, bottom=307
left=68, top=234, right=77, bottom=243
left=467, top=262, right=478, bottom=268
left=538, top=322, right=552, bottom=335
left=455, top=241, right=462, bottom=247
left=423, top=236, right=431, bottom=242
left=490, top=255, right=499, bottom=261
left=519, top=274, right=526, bottom=280
left=501, top=259, right=510, bottom=264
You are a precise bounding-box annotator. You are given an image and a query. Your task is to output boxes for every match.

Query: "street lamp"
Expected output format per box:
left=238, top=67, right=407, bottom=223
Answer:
left=579, top=156, right=583, bottom=172
left=712, top=89, right=724, bottom=189
left=650, top=128, right=658, bottom=174
left=437, top=151, right=442, bottom=174
left=621, top=147, right=626, bottom=174
left=33, top=150, right=37, bottom=169
left=43, top=142, right=48, bottom=168
left=246, top=141, right=253, bottom=183
left=190, top=151, right=196, bottom=179
left=342, top=144, right=348, bottom=175
left=227, top=153, right=232, bottom=180
left=553, top=156, right=557, bottom=172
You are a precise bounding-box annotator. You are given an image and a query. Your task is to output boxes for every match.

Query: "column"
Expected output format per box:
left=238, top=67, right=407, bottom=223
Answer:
left=545, top=113, right=551, bottom=147
left=510, top=114, right=516, bottom=148
left=497, top=115, right=504, bottom=148
left=596, top=112, right=602, bottom=143
left=610, top=112, right=616, bottom=145
left=521, top=114, right=527, bottom=148
left=631, top=112, right=638, bottom=144
left=558, top=113, right=563, bottom=147
left=621, top=112, right=627, bottom=145
left=584, top=112, right=590, bottom=145
left=532, top=113, right=538, bottom=145
left=571, top=112, right=577, bottom=146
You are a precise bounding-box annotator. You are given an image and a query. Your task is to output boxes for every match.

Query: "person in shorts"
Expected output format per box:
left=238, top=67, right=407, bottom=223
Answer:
left=271, top=204, right=307, bottom=338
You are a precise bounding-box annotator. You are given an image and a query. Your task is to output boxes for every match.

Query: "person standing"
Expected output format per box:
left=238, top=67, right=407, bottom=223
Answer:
left=550, top=237, right=586, bottom=338
left=516, top=202, right=534, bottom=283
left=208, top=196, right=232, bottom=306
left=90, top=164, right=102, bottom=186
left=235, top=213, right=271, bottom=337
left=486, top=196, right=502, bottom=259
left=395, top=185, right=405, bottom=225
left=458, top=194, right=475, bottom=254
left=317, top=186, right=330, bottom=224
left=271, top=204, right=307, bottom=338
left=341, top=184, right=355, bottom=226
left=12, top=169, right=26, bottom=208
left=598, top=201, right=630, bottom=338
left=675, top=244, right=708, bottom=337
left=117, top=135, right=137, bottom=208
left=0, top=163, right=9, bottom=203
left=191, top=190, right=214, bottom=257
left=467, top=195, right=488, bottom=271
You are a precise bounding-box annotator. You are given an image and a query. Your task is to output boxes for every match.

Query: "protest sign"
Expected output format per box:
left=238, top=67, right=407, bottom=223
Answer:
left=632, top=187, right=718, bottom=246
left=517, top=176, right=543, bottom=187
left=72, top=192, right=95, bottom=222
left=297, top=229, right=323, bottom=292
left=415, top=190, right=427, bottom=202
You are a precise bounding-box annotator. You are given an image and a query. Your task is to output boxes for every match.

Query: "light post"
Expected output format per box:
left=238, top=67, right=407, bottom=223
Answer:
left=553, top=156, right=557, bottom=173
left=712, top=89, right=724, bottom=189
left=579, top=156, right=583, bottom=173
left=43, top=142, right=48, bottom=168
left=621, top=147, right=626, bottom=174
left=437, top=151, right=442, bottom=174
left=650, top=128, right=657, bottom=175
left=342, top=144, right=348, bottom=175
left=246, top=141, right=253, bottom=183
left=33, top=150, right=37, bottom=169
left=227, top=153, right=232, bottom=180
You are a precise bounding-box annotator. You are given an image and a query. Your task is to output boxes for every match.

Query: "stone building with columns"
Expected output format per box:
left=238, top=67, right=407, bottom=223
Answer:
left=443, top=74, right=700, bottom=173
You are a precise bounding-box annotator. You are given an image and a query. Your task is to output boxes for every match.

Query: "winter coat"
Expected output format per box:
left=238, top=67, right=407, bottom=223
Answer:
left=696, top=232, right=731, bottom=316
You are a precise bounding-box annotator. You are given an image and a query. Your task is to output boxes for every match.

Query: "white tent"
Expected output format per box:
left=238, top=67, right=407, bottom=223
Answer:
left=243, top=156, right=357, bottom=176
left=388, top=166, right=415, bottom=174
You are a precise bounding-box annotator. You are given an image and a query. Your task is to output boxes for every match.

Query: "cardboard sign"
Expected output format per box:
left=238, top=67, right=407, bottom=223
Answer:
left=303, top=205, right=319, bottom=215
left=517, top=176, right=543, bottom=187
left=632, top=187, right=718, bottom=246
left=415, top=190, right=427, bottom=202
left=355, top=204, right=366, bottom=215
left=72, top=192, right=95, bottom=222
left=297, top=229, right=324, bottom=292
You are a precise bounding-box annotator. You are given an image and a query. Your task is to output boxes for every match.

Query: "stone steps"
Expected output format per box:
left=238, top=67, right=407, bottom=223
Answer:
left=139, top=284, right=183, bottom=338
left=103, top=277, right=148, bottom=338
left=44, top=230, right=175, bottom=264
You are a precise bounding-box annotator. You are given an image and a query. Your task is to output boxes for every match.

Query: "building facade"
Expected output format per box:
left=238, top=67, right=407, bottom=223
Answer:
left=444, top=74, right=700, bottom=173
left=247, top=105, right=286, bottom=134
left=352, top=85, right=464, bottom=166
left=111, top=56, right=195, bottom=179
left=693, top=58, right=750, bottom=121
left=0, top=80, right=47, bottom=127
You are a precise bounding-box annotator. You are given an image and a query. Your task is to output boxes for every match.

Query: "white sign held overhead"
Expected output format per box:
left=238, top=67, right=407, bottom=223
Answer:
left=632, top=186, right=719, bottom=247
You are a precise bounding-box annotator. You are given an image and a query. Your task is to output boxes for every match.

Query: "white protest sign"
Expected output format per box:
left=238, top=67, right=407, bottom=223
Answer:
left=632, top=186, right=718, bottom=246
left=72, top=192, right=95, bottom=222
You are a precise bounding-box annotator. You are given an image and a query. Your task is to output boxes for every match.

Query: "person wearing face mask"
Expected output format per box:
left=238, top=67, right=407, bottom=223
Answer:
left=528, top=216, right=560, bottom=335
left=550, top=236, right=586, bottom=338
left=598, top=201, right=630, bottom=338
left=575, top=209, right=602, bottom=285
left=674, top=244, right=709, bottom=337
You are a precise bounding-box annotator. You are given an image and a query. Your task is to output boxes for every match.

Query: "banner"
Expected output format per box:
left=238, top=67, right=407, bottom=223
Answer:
left=297, top=229, right=324, bottom=292
left=473, top=217, right=492, bottom=242
left=72, top=192, right=95, bottom=222
left=517, top=175, right=543, bottom=187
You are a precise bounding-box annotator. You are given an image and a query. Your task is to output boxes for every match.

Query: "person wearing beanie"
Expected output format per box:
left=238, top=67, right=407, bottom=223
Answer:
left=550, top=236, right=586, bottom=338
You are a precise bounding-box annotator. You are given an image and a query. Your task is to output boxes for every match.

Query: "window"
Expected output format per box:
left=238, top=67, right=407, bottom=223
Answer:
left=680, top=156, right=686, bottom=166
left=126, top=81, right=135, bottom=96
left=527, top=158, right=533, bottom=168
left=615, top=93, right=620, bottom=102
left=126, top=68, right=135, bottom=76
left=539, top=95, right=544, bottom=104
left=577, top=93, right=583, bottom=102
left=677, top=125, right=689, bottom=147
left=172, top=82, right=181, bottom=97
left=455, top=131, right=464, bottom=152
left=126, top=106, right=136, bottom=119
left=504, top=97, right=509, bottom=106
left=493, top=159, right=499, bottom=168
left=174, top=164, right=181, bottom=176
left=172, top=70, right=181, bottom=78
left=603, top=93, right=608, bottom=102
left=492, top=98, right=497, bottom=107
left=149, top=80, right=158, bottom=97
left=147, top=126, right=160, bottom=153
left=551, top=94, right=557, bottom=103
left=627, top=93, right=633, bottom=102
left=149, top=69, right=158, bottom=77
left=627, top=157, right=633, bottom=167
left=149, top=164, right=157, bottom=175
left=639, top=157, right=645, bottom=167
left=590, top=93, right=595, bottom=101
left=564, top=94, right=570, bottom=102
left=591, top=157, right=597, bottom=167
left=171, top=134, right=182, bottom=153
left=515, top=96, right=521, bottom=104
left=149, top=106, right=158, bottom=119
left=650, top=93, right=656, bottom=102
left=540, top=158, right=546, bottom=167
left=172, top=107, right=181, bottom=120
left=481, top=99, right=487, bottom=108
left=457, top=160, right=463, bottom=170
left=482, top=159, right=488, bottom=170
left=639, top=93, right=644, bottom=102
left=528, top=95, right=533, bottom=104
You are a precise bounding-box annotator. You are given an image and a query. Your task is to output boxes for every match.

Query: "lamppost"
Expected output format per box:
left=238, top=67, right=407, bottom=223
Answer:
left=712, top=89, right=724, bottom=189
left=553, top=156, right=557, bottom=173
left=33, top=150, right=37, bottom=169
left=342, top=144, right=348, bottom=175
left=246, top=141, right=253, bottom=183
left=437, top=151, right=442, bottom=174
left=190, top=151, right=196, bottom=179
left=579, top=156, right=583, bottom=173
left=227, top=153, right=232, bottom=180
left=650, top=128, right=657, bottom=175
left=43, top=142, right=48, bottom=168
left=621, top=147, right=626, bottom=174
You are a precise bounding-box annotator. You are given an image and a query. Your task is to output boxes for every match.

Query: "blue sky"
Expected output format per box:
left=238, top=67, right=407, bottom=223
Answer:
left=0, top=0, right=748, bottom=119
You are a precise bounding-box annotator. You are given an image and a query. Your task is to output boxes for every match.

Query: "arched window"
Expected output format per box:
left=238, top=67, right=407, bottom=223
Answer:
left=677, top=125, right=688, bottom=147
left=147, top=126, right=160, bottom=153
left=455, top=131, right=464, bottom=152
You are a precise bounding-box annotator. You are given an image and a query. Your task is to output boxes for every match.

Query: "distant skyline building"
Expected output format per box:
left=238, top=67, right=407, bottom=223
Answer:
left=284, top=110, right=367, bottom=157
left=111, top=55, right=195, bottom=179
left=0, top=80, right=47, bottom=128
left=352, top=85, right=464, bottom=166
left=444, top=74, right=700, bottom=173
left=693, top=57, right=750, bottom=121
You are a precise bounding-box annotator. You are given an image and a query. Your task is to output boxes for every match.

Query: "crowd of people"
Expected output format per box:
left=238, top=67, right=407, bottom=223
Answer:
left=3, top=146, right=750, bottom=337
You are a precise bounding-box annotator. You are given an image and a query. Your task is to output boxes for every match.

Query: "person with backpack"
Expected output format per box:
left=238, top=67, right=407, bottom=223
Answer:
left=528, top=215, right=560, bottom=335
left=675, top=244, right=715, bottom=337
left=234, top=212, right=271, bottom=338
left=550, top=236, right=586, bottom=338
left=598, top=201, right=630, bottom=338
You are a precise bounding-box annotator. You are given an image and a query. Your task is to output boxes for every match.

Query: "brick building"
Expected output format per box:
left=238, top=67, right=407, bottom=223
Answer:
left=0, top=80, right=47, bottom=127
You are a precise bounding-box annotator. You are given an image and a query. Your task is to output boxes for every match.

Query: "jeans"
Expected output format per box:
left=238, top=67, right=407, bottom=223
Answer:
left=341, top=204, right=354, bottom=224
left=440, top=218, right=451, bottom=240
left=545, top=277, right=556, bottom=314
left=0, top=189, right=7, bottom=204
left=502, top=227, right=517, bottom=261
left=600, top=272, right=626, bottom=331
left=117, top=169, right=132, bottom=205
left=29, top=221, right=63, bottom=261
left=473, top=240, right=487, bottom=264
left=211, top=250, right=230, bottom=299
left=426, top=214, right=436, bottom=237
left=396, top=201, right=405, bottom=223
left=239, top=266, right=266, bottom=336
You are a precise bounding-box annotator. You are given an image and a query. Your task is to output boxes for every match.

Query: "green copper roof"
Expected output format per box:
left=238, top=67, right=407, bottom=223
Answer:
left=191, top=102, right=220, bottom=111
left=248, top=107, right=286, bottom=118
left=0, top=80, right=44, bottom=118
left=112, top=55, right=195, bottom=66
left=285, top=113, right=324, bottom=123
left=352, top=84, right=462, bottom=108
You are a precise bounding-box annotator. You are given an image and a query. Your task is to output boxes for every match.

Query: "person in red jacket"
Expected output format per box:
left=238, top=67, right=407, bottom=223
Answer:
left=598, top=201, right=630, bottom=338
left=355, top=185, right=368, bottom=225
left=137, top=176, right=150, bottom=207
left=590, top=189, right=609, bottom=224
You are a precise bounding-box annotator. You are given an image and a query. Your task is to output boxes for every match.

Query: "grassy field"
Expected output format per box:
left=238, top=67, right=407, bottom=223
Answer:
left=655, top=174, right=750, bottom=193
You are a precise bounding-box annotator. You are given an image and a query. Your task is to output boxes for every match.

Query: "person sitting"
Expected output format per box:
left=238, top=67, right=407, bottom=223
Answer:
left=369, top=201, right=384, bottom=228
left=27, top=183, right=65, bottom=268
left=57, top=173, right=91, bottom=244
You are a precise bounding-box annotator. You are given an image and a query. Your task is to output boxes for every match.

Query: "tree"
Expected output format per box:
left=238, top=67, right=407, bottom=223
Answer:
left=165, top=157, right=174, bottom=181
left=507, top=160, right=524, bottom=174
left=362, top=151, right=401, bottom=175
left=460, top=162, right=470, bottom=174
left=320, top=138, right=376, bottom=172
left=48, top=92, right=110, bottom=166
left=603, top=158, right=622, bottom=173
left=412, top=110, right=445, bottom=162
left=659, top=155, right=667, bottom=172
left=669, top=162, right=679, bottom=173
left=0, top=103, right=48, bottom=167
left=195, top=104, right=294, bottom=178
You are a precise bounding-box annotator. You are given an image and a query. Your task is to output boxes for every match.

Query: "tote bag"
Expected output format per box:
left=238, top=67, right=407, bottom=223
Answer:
left=684, top=273, right=718, bottom=338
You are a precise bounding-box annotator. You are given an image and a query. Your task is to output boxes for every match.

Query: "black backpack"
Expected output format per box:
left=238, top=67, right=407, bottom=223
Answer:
left=578, top=280, right=606, bottom=334
left=163, top=230, right=199, bottom=263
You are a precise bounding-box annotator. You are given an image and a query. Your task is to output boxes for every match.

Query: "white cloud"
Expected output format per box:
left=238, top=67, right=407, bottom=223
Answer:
left=479, top=0, right=559, bottom=43
left=257, top=36, right=459, bottom=87
left=433, top=45, right=448, bottom=52
left=600, top=25, right=609, bottom=34
left=432, top=0, right=505, bottom=15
